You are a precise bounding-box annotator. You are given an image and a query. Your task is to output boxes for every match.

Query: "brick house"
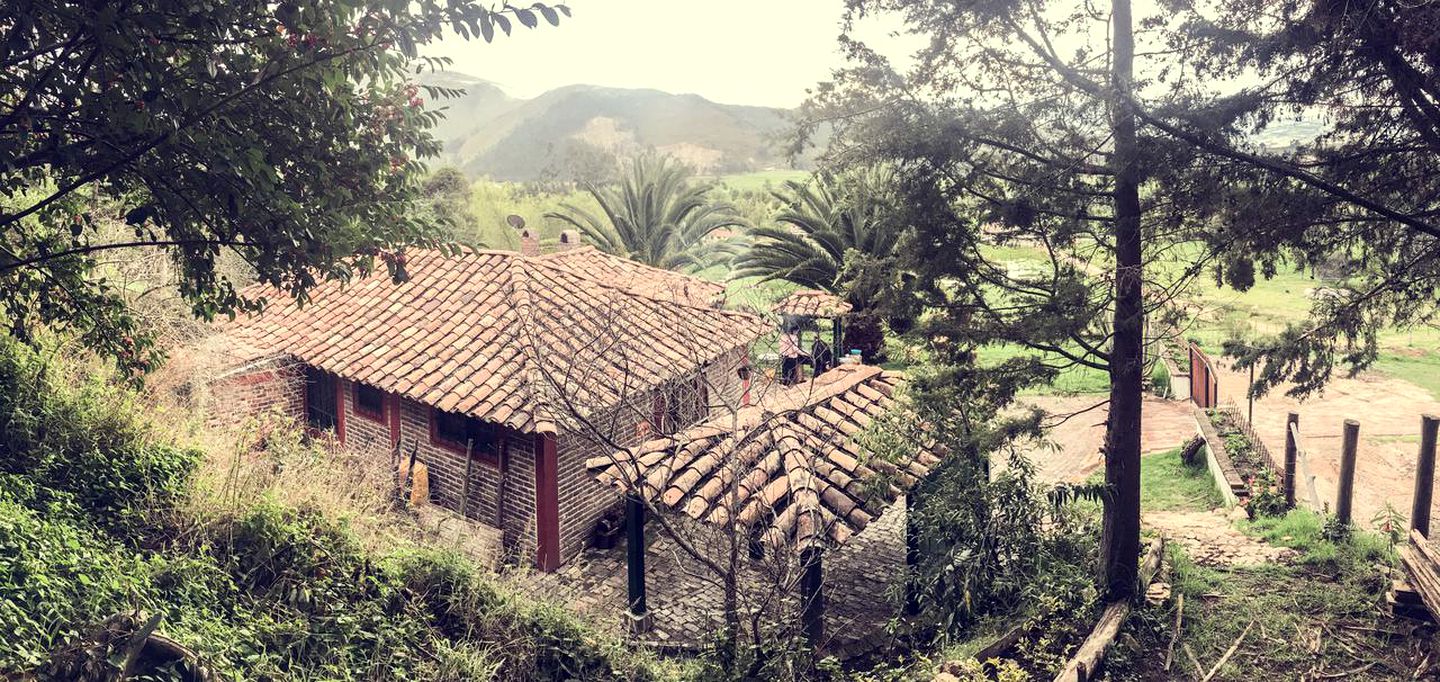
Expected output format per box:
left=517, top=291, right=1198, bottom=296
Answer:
left=207, top=244, right=768, bottom=571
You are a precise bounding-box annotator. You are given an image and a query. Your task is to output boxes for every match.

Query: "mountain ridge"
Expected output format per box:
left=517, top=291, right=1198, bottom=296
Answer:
left=420, top=72, right=811, bottom=181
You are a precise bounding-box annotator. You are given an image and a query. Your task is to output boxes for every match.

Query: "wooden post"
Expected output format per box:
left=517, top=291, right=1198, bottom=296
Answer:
left=1337, top=419, right=1360, bottom=526
left=1412, top=415, right=1440, bottom=536
left=904, top=492, right=921, bottom=616
left=1247, top=364, right=1255, bottom=425
left=800, top=545, right=825, bottom=649
left=625, top=493, right=651, bottom=634
left=459, top=438, right=475, bottom=520
left=1284, top=412, right=1299, bottom=508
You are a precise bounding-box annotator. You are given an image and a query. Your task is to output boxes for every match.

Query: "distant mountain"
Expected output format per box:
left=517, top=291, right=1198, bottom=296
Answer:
left=419, top=73, right=812, bottom=181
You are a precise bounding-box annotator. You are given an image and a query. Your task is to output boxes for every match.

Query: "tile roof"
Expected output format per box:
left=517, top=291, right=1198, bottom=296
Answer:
left=537, top=248, right=726, bottom=308
left=220, top=247, right=767, bottom=434
left=586, top=364, right=941, bottom=552
left=773, top=290, right=853, bottom=318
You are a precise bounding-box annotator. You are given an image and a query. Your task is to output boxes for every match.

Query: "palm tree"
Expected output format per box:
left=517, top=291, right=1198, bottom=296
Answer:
left=544, top=155, right=745, bottom=271
left=731, top=166, right=906, bottom=308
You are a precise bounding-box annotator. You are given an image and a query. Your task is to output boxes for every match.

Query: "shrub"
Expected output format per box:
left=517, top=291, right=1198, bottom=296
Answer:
left=0, top=337, right=658, bottom=681
left=1150, top=362, right=1171, bottom=398
left=0, top=341, right=197, bottom=535
left=842, top=312, right=888, bottom=364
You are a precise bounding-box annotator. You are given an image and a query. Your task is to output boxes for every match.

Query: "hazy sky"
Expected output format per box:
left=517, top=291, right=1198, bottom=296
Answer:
left=423, top=1, right=915, bottom=109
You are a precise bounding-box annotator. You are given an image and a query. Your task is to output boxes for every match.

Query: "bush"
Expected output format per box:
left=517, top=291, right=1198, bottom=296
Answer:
left=0, top=342, right=197, bottom=535
left=842, top=312, right=888, bottom=364
left=0, top=338, right=658, bottom=681
left=1150, top=362, right=1171, bottom=398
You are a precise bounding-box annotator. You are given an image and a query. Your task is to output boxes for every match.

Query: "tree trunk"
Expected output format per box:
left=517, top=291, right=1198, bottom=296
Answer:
left=1102, top=0, right=1145, bottom=602
left=721, top=546, right=740, bottom=674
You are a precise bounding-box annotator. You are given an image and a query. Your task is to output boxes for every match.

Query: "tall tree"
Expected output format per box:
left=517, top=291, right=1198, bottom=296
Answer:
left=545, top=154, right=745, bottom=271
left=801, top=0, right=1223, bottom=601
left=0, top=0, right=568, bottom=374
left=1130, top=1, right=1440, bottom=397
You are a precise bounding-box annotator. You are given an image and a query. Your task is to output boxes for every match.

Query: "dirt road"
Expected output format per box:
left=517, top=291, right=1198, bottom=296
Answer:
left=1211, top=358, right=1440, bottom=529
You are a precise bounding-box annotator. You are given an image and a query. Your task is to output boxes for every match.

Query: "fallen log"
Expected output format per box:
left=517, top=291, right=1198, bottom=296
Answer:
left=1053, top=537, right=1165, bottom=682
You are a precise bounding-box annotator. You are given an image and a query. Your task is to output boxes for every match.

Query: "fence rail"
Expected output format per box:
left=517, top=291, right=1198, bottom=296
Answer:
left=1216, top=399, right=1282, bottom=478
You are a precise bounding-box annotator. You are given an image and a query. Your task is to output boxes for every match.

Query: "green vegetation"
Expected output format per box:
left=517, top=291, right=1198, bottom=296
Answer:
left=708, top=169, right=813, bottom=192
left=0, top=341, right=660, bottom=680
left=1114, top=510, right=1402, bottom=681
left=973, top=344, right=1111, bottom=395
left=545, top=154, right=745, bottom=270
left=1139, top=448, right=1224, bottom=512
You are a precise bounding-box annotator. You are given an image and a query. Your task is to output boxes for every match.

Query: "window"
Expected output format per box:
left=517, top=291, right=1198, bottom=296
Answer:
left=304, top=366, right=338, bottom=431
left=354, top=383, right=385, bottom=421
left=431, top=409, right=496, bottom=457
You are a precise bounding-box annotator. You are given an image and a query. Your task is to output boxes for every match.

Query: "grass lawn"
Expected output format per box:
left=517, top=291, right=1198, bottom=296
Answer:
left=707, top=169, right=812, bottom=192
left=1140, top=448, right=1225, bottom=512
left=1149, top=243, right=1440, bottom=399
left=973, top=343, right=1111, bottom=395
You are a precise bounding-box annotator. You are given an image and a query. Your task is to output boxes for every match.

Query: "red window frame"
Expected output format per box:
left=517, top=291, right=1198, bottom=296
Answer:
left=428, top=408, right=500, bottom=466
left=352, top=382, right=386, bottom=422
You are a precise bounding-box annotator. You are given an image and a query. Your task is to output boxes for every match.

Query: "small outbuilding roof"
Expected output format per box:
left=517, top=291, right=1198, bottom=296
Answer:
left=220, top=247, right=766, bottom=434
left=772, top=290, right=853, bottom=318
left=586, top=364, right=941, bottom=552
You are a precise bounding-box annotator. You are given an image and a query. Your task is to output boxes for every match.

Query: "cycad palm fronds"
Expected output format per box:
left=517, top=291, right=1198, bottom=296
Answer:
left=544, top=155, right=745, bottom=271
left=731, top=166, right=905, bottom=303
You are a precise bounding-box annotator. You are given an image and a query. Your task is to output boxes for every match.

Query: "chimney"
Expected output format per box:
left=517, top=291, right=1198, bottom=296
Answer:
left=557, top=229, right=583, bottom=251
left=519, top=228, right=540, bottom=256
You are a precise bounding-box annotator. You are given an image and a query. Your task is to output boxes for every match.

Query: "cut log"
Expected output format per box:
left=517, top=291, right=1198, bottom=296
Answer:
left=1053, top=537, right=1165, bottom=682
left=973, top=623, right=1028, bottom=663
left=1180, top=436, right=1205, bottom=467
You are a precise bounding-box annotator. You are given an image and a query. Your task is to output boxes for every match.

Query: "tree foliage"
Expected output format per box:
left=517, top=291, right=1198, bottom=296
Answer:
left=544, top=154, right=745, bottom=271
left=1139, top=1, right=1440, bottom=396
left=0, top=0, right=567, bottom=376
left=731, top=167, right=914, bottom=319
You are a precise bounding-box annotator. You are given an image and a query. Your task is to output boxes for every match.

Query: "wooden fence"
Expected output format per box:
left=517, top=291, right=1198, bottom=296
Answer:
left=1216, top=400, right=1283, bottom=480
left=1187, top=342, right=1218, bottom=409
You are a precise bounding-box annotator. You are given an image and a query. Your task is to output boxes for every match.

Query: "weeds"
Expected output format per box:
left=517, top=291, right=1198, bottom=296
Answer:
left=0, top=339, right=663, bottom=681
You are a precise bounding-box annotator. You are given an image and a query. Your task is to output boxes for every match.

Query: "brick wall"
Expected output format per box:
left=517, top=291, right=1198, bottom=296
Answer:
left=210, top=347, right=749, bottom=570
left=207, top=355, right=304, bottom=426
left=391, top=398, right=539, bottom=562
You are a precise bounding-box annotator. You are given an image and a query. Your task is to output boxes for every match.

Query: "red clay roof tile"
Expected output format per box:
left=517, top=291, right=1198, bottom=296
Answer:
left=219, top=247, right=765, bottom=434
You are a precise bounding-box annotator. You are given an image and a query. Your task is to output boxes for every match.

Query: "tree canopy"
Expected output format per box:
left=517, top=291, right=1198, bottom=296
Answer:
left=544, top=154, right=744, bottom=271
left=0, top=0, right=567, bottom=375
left=731, top=167, right=911, bottom=315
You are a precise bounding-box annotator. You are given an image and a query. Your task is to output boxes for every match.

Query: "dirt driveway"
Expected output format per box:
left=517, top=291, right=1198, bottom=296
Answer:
left=1211, top=359, right=1440, bottom=529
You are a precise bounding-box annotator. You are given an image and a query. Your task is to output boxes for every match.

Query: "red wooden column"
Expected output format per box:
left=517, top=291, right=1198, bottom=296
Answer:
left=387, top=393, right=402, bottom=447
left=534, top=433, right=562, bottom=572
left=334, top=375, right=346, bottom=444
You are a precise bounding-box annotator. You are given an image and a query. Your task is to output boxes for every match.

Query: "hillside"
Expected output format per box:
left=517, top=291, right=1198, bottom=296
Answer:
left=420, top=72, right=811, bottom=181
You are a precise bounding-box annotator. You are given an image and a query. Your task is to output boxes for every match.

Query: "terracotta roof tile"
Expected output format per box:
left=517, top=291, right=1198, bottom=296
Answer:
left=219, top=247, right=766, bottom=434
left=589, top=365, right=940, bottom=553
left=772, top=290, right=853, bottom=318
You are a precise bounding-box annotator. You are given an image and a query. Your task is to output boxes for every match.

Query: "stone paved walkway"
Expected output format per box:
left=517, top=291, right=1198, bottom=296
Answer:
left=1145, top=509, right=1297, bottom=566
left=516, top=500, right=909, bottom=658
left=1018, top=395, right=1199, bottom=484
